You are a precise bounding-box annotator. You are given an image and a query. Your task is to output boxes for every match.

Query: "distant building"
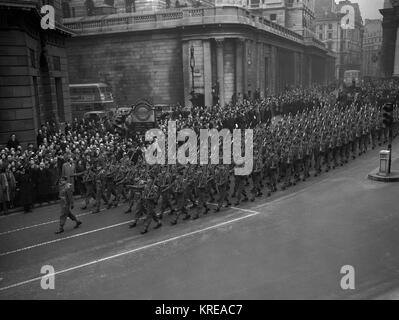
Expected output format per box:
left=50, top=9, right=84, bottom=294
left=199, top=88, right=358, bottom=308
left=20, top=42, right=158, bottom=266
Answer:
left=314, top=0, right=363, bottom=81
left=380, top=0, right=399, bottom=77
left=0, top=0, right=73, bottom=146
left=362, top=19, right=382, bottom=78
left=241, top=0, right=317, bottom=38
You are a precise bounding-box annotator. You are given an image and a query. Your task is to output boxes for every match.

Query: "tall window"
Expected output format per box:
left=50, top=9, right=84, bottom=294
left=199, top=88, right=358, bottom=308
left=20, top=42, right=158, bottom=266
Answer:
left=62, top=1, right=71, bottom=18
left=125, top=0, right=136, bottom=12
left=53, top=56, right=61, bottom=71
left=55, top=78, right=65, bottom=122
left=33, top=76, right=41, bottom=126
left=85, top=0, right=94, bottom=16
left=29, top=49, right=36, bottom=68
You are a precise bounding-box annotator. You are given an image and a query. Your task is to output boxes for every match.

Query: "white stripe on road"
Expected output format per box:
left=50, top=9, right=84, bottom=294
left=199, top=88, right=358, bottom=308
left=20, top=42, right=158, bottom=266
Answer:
left=0, top=211, right=100, bottom=236
left=0, top=206, right=260, bottom=292
left=0, top=217, right=134, bottom=257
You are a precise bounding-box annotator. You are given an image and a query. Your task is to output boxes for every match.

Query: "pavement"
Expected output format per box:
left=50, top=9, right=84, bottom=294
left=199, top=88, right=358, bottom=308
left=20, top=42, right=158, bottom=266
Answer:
left=1, top=141, right=399, bottom=300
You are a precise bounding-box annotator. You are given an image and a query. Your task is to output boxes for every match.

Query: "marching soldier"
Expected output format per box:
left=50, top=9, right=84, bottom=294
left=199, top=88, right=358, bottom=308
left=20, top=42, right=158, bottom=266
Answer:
left=215, top=165, right=232, bottom=211
left=159, top=166, right=175, bottom=218
left=105, top=162, right=119, bottom=209
left=170, top=168, right=191, bottom=225
left=233, top=164, right=249, bottom=206
left=268, top=151, right=278, bottom=192
left=55, top=176, right=82, bottom=234
left=193, top=165, right=211, bottom=219
left=140, top=177, right=162, bottom=234
left=81, top=163, right=96, bottom=210
left=251, top=155, right=263, bottom=201
left=92, top=164, right=107, bottom=214
left=128, top=179, right=147, bottom=229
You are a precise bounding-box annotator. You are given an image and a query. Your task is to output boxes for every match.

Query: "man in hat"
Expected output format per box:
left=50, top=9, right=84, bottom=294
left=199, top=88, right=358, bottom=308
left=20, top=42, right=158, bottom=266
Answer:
left=55, top=176, right=82, bottom=234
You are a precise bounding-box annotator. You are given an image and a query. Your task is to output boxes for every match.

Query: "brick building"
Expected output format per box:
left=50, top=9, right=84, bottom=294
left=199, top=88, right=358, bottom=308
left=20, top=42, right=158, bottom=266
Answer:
left=362, top=19, right=382, bottom=78
left=0, top=0, right=73, bottom=146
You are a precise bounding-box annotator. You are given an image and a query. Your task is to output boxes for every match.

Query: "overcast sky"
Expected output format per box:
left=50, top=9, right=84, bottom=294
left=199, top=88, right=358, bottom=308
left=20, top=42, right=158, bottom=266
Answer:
left=335, top=0, right=385, bottom=19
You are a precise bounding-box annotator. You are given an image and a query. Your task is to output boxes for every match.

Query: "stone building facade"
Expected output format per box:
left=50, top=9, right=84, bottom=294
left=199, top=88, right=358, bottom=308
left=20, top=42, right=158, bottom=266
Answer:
left=315, top=0, right=363, bottom=81
left=0, top=0, right=73, bottom=146
left=63, top=6, right=335, bottom=108
left=362, top=19, right=382, bottom=78
left=380, top=0, right=399, bottom=77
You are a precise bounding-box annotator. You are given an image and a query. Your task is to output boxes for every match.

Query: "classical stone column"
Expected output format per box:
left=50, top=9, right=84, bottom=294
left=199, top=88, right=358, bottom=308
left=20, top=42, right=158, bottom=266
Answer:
left=203, top=39, right=212, bottom=107
left=216, top=38, right=225, bottom=107
left=270, top=45, right=277, bottom=94
left=182, top=40, right=191, bottom=108
left=243, top=40, right=249, bottom=97
left=394, top=25, right=399, bottom=77
left=256, top=41, right=262, bottom=95
left=235, top=38, right=244, bottom=101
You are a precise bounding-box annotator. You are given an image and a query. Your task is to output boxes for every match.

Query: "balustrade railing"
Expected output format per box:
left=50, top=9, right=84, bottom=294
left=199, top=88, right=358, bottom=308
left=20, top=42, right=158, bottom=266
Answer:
left=64, top=6, right=314, bottom=45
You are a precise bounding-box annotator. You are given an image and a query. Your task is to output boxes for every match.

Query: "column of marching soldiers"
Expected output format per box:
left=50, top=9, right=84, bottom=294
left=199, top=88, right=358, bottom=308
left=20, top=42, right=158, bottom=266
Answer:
left=77, top=100, right=399, bottom=235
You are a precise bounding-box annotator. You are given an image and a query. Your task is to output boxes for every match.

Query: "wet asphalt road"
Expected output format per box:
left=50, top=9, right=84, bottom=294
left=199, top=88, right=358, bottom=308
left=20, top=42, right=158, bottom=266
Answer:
left=1, top=141, right=399, bottom=300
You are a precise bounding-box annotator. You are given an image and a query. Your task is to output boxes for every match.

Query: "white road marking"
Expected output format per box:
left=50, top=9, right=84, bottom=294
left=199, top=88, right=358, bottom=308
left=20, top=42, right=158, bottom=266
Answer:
left=0, top=211, right=101, bottom=236
left=0, top=206, right=260, bottom=292
left=0, top=218, right=134, bottom=257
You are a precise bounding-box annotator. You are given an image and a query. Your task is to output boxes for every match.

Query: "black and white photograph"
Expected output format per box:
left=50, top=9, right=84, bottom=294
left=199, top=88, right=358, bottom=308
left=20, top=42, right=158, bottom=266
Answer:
left=0, top=0, right=399, bottom=304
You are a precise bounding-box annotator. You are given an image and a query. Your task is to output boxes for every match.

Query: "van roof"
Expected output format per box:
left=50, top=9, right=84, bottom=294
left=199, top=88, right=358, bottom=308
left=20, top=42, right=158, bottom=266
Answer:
left=84, top=111, right=107, bottom=115
left=70, top=83, right=109, bottom=88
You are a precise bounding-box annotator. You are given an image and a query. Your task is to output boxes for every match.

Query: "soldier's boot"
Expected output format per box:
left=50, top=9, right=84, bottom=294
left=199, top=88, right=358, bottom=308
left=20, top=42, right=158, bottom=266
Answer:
left=91, top=206, right=100, bottom=214
left=124, top=206, right=132, bottom=214
left=170, top=211, right=181, bottom=225
left=153, top=221, right=162, bottom=230
left=182, top=211, right=191, bottom=221
left=192, top=213, right=199, bottom=220
left=55, top=227, right=64, bottom=234
left=129, top=220, right=137, bottom=229
left=224, top=200, right=232, bottom=207
left=74, top=221, right=82, bottom=229
left=106, top=199, right=113, bottom=210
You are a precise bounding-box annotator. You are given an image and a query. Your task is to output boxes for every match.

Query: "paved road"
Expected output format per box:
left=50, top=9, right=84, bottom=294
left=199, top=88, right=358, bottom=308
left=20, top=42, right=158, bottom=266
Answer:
left=1, top=141, right=399, bottom=300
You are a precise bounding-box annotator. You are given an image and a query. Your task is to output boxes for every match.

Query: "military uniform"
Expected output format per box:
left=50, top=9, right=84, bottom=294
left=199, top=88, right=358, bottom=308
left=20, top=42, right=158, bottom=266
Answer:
left=215, top=165, right=232, bottom=211
left=193, top=166, right=211, bottom=219
left=171, top=170, right=190, bottom=225
left=93, top=167, right=107, bottom=214
left=140, top=179, right=161, bottom=234
left=55, top=179, right=81, bottom=234
left=81, top=168, right=96, bottom=210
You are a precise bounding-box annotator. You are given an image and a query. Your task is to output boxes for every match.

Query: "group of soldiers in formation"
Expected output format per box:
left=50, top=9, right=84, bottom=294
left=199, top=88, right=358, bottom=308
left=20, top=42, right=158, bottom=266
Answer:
left=69, top=96, right=398, bottom=235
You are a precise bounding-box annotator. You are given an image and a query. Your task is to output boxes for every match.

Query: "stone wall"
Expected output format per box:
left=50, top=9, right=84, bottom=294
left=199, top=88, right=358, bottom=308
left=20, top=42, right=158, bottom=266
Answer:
left=66, top=32, right=184, bottom=106
left=0, top=8, right=71, bottom=146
